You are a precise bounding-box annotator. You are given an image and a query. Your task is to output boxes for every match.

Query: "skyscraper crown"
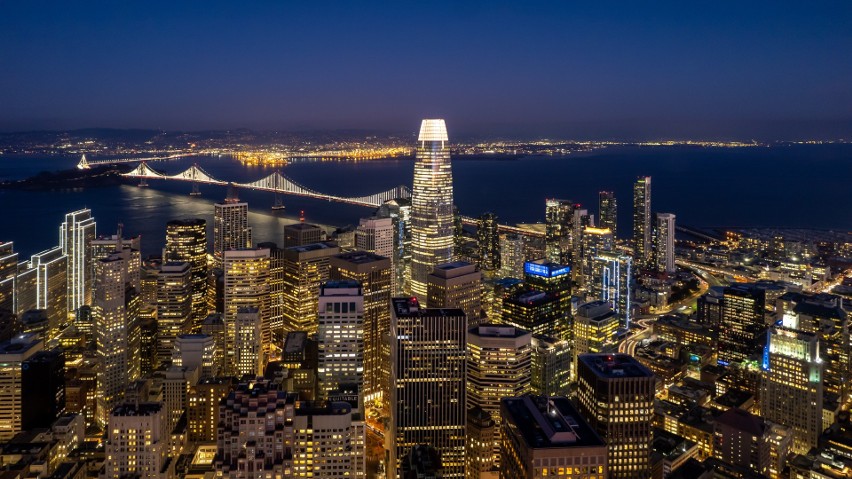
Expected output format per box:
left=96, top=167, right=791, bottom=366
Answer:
left=418, top=119, right=448, bottom=142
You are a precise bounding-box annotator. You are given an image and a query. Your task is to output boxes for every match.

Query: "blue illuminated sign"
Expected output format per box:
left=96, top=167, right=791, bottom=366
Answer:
left=524, top=262, right=571, bottom=278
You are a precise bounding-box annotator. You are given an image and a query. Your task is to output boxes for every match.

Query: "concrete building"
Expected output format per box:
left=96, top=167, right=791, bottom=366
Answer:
left=427, top=261, right=482, bottom=323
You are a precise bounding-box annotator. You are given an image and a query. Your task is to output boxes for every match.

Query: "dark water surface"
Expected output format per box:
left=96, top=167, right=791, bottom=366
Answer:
left=1, top=144, right=850, bottom=258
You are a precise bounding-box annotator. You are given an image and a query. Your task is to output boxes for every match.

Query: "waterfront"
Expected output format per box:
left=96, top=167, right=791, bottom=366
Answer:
left=1, top=143, right=850, bottom=257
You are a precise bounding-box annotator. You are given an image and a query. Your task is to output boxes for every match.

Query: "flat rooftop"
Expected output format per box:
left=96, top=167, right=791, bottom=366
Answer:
left=333, top=251, right=389, bottom=264
left=578, top=353, right=655, bottom=379
left=391, top=297, right=464, bottom=318
left=502, top=395, right=605, bottom=449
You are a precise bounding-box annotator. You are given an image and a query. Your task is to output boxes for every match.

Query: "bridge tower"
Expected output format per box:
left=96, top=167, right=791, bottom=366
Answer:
left=77, top=154, right=90, bottom=170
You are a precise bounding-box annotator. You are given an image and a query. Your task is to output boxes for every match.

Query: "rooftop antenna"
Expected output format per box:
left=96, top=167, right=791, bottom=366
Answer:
left=300, top=210, right=305, bottom=223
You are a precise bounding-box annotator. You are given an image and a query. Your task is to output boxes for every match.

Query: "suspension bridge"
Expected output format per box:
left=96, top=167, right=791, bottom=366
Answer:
left=77, top=153, right=202, bottom=169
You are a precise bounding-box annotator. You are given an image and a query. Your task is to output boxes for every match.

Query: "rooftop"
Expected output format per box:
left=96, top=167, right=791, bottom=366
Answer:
left=391, top=297, right=464, bottom=318
left=578, top=353, right=655, bottom=379
left=111, top=402, right=163, bottom=417
left=502, top=395, right=605, bottom=449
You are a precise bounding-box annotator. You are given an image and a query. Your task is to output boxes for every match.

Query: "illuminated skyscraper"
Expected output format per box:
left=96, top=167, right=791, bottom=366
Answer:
left=761, top=324, right=823, bottom=454
left=466, top=324, right=531, bottom=467
left=29, top=246, right=68, bottom=342
left=223, top=248, right=270, bottom=375
left=594, top=251, right=633, bottom=328
left=632, top=176, right=652, bottom=268
left=718, top=284, right=766, bottom=365
left=499, top=233, right=526, bottom=278
left=317, top=281, right=364, bottom=399
left=0, top=242, right=17, bottom=314
left=389, top=297, right=466, bottom=478
left=579, top=227, right=614, bottom=290
left=164, top=218, right=208, bottom=323
left=477, top=212, right=501, bottom=275
left=573, top=301, right=618, bottom=376
left=330, top=251, right=392, bottom=417
left=576, top=354, right=655, bottom=479
left=356, top=216, right=394, bottom=258
left=155, top=262, right=192, bottom=364
left=213, top=191, right=252, bottom=268
left=257, top=242, right=285, bottom=347
left=427, top=261, right=482, bottom=323
left=545, top=199, right=573, bottom=264
left=410, top=119, right=454, bottom=299
left=653, top=212, right=676, bottom=274
left=376, top=198, right=412, bottom=295
left=283, top=222, right=324, bottom=248
left=60, top=209, right=96, bottom=312
left=529, top=334, right=572, bottom=397
left=234, top=306, right=262, bottom=377
left=0, top=335, right=43, bottom=441
left=173, top=333, right=217, bottom=379
left=281, top=242, right=340, bottom=336
left=599, top=191, right=617, bottom=235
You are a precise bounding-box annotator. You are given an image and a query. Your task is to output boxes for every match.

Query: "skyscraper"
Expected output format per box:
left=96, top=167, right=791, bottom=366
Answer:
left=283, top=222, right=324, bottom=248
left=234, top=306, right=262, bottom=377
left=594, top=251, right=633, bottom=328
left=164, top=218, right=208, bottom=323
left=222, top=248, right=270, bottom=375
left=281, top=242, right=340, bottom=336
left=545, top=199, right=573, bottom=264
left=579, top=226, right=614, bottom=290
left=389, top=297, right=466, bottom=478
left=0, top=242, right=17, bottom=314
left=427, top=261, right=483, bottom=323
left=213, top=191, right=251, bottom=268
left=29, top=246, right=68, bottom=342
left=60, top=209, right=96, bottom=312
left=573, top=301, right=618, bottom=376
left=317, top=281, right=364, bottom=399
left=499, top=233, right=526, bottom=279
left=356, top=216, right=395, bottom=258
left=103, top=403, right=169, bottom=479
left=0, top=335, right=43, bottom=441
left=718, top=284, right=766, bottom=365
left=632, top=176, right=652, bottom=268
left=576, top=354, right=655, bottom=479
left=376, top=198, right=412, bottom=295
left=654, top=212, right=676, bottom=273
left=410, top=119, right=454, bottom=299
left=155, top=262, right=192, bottom=364
left=477, top=212, right=501, bottom=275
left=599, top=190, right=617, bottom=235
left=529, top=334, right=572, bottom=397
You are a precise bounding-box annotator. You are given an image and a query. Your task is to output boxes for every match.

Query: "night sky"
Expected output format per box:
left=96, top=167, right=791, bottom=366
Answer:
left=2, top=1, right=850, bottom=139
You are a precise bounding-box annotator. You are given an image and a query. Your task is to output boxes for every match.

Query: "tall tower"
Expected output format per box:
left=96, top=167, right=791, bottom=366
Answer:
left=599, top=190, right=618, bottom=235
left=60, top=209, right=96, bottom=312
left=164, top=218, right=208, bottom=323
left=654, top=212, right=676, bottom=273
left=155, top=262, right=193, bottom=364
left=317, top=281, right=364, bottom=399
left=389, top=297, right=466, bottom=478
left=30, top=246, right=68, bottom=342
left=355, top=216, right=395, bottom=259
left=222, top=248, right=270, bottom=375
left=477, top=212, right=501, bottom=275
left=213, top=189, right=252, bottom=268
left=545, top=199, right=572, bottom=264
left=410, top=119, right=454, bottom=299
left=632, top=176, right=651, bottom=268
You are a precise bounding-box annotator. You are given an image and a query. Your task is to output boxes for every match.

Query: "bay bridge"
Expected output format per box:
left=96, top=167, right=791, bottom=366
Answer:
left=118, top=158, right=543, bottom=236
left=77, top=153, right=202, bottom=169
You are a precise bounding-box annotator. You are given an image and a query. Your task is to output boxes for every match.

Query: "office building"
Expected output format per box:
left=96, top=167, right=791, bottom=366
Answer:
left=502, top=289, right=565, bottom=340
left=466, top=406, right=497, bottom=478
left=281, top=242, right=340, bottom=335
left=29, top=246, right=68, bottom=342
left=22, top=347, right=66, bottom=430
left=164, top=218, right=208, bottom=323
left=356, top=216, right=394, bottom=258
left=594, top=251, right=633, bottom=329
left=156, top=262, right=192, bottom=364
left=573, top=301, right=619, bottom=375
left=234, top=306, right=262, bottom=377
left=213, top=191, right=251, bottom=267
left=545, top=199, right=573, bottom=264
left=530, top=334, right=572, bottom=397
left=60, top=209, right=96, bottom=312
left=223, top=248, right=270, bottom=374
left=632, top=176, right=652, bottom=268
left=576, top=354, right=656, bottom=479
left=187, top=377, right=235, bottom=443
left=499, top=233, right=526, bottom=279
left=375, top=198, right=412, bottom=295
left=427, top=261, right=483, bottom=323
left=173, top=334, right=217, bottom=379
left=317, top=281, right=364, bottom=398
left=410, top=119, right=455, bottom=299
left=284, top=222, right=324, bottom=248
left=467, top=324, right=531, bottom=467
left=0, top=242, right=17, bottom=314
left=713, top=408, right=792, bottom=479
left=103, top=403, right=170, bottom=479
left=478, top=212, right=501, bottom=275
left=256, top=242, right=286, bottom=347
left=201, top=314, right=226, bottom=375
left=329, top=251, right=392, bottom=414
left=719, top=284, right=766, bottom=365
left=501, top=395, right=607, bottom=479
left=0, top=335, right=43, bottom=441
left=292, top=400, right=365, bottom=478
left=761, top=325, right=823, bottom=454
left=599, top=191, right=617, bottom=234
left=389, top=297, right=466, bottom=478
left=579, top=227, right=614, bottom=290
left=654, top=213, right=676, bottom=274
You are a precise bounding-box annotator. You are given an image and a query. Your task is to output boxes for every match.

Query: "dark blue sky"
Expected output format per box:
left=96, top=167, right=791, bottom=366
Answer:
left=2, top=1, right=850, bottom=139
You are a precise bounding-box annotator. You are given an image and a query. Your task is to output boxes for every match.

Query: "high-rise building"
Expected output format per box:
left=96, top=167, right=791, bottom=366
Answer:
left=477, top=212, right=501, bottom=275
left=713, top=408, right=792, bottom=479
left=223, top=249, right=270, bottom=375
left=499, top=233, right=526, bottom=279
left=94, top=252, right=140, bottom=428
left=375, top=198, right=412, bottom=295
left=522, top=259, right=572, bottom=335
left=761, top=324, right=823, bottom=454
left=0, top=335, right=43, bottom=441
left=60, top=209, right=96, bottom=312
left=466, top=324, right=531, bottom=466
left=0, top=242, right=17, bottom=314
left=502, top=290, right=565, bottom=340
left=599, top=191, right=617, bottom=235
left=389, top=297, right=466, bottom=478
left=213, top=192, right=251, bottom=267
left=187, top=377, right=235, bottom=443
left=501, top=395, right=608, bottom=479
left=234, top=306, right=262, bottom=377
left=103, top=403, right=169, bottom=479
left=292, top=400, right=366, bottom=478
left=201, top=314, right=226, bottom=374
left=576, top=354, right=655, bottom=479
left=29, top=246, right=68, bottom=342
left=281, top=242, right=340, bottom=336
left=427, top=261, right=482, bottom=323
left=21, top=347, right=66, bottom=431
left=529, top=334, right=572, bottom=397
left=466, top=406, right=496, bottom=478
left=653, top=213, right=676, bottom=274
left=317, top=281, right=364, bottom=398
left=545, top=199, right=573, bottom=264
left=172, top=333, right=217, bottom=379
left=573, top=301, right=619, bottom=377
left=164, top=218, right=208, bottom=323
left=329, top=251, right=392, bottom=416
left=632, top=176, right=652, bottom=268
left=257, top=242, right=285, bottom=347
left=594, top=251, right=634, bottom=329
left=283, top=222, right=324, bottom=248
left=356, top=216, right=395, bottom=259
left=410, top=119, right=454, bottom=299
left=579, top=227, right=614, bottom=290
left=719, top=284, right=766, bottom=365
left=155, top=262, right=192, bottom=364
